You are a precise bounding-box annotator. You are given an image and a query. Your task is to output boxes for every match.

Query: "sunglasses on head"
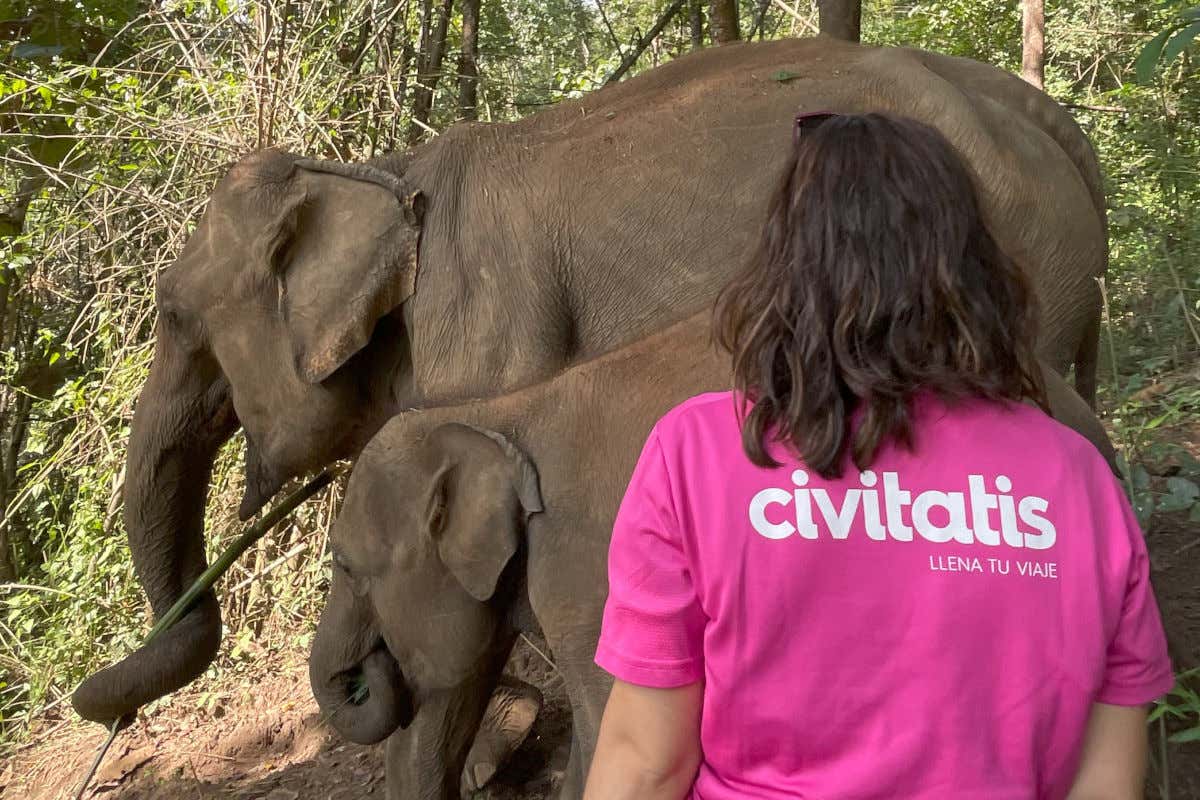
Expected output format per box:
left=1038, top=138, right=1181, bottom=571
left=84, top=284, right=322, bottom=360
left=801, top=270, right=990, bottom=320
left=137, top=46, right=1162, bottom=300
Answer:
left=793, top=111, right=839, bottom=144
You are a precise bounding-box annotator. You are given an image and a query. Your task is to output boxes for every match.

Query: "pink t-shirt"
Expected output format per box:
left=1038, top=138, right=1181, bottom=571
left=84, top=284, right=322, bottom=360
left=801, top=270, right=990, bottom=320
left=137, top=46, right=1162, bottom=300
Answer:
left=596, top=391, right=1173, bottom=800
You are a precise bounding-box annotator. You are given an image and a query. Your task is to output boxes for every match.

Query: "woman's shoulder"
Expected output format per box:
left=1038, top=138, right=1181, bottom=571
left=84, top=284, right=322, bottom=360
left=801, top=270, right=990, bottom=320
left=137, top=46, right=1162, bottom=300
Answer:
left=928, top=394, right=1118, bottom=488
left=654, top=391, right=740, bottom=435
left=949, top=395, right=1106, bottom=457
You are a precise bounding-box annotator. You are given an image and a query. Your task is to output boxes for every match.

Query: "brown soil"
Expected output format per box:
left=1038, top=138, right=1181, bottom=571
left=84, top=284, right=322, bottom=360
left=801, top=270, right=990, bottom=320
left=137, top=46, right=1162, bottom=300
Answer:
left=1144, top=507, right=1200, bottom=798
left=1141, top=413, right=1200, bottom=798
left=4, top=636, right=570, bottom=800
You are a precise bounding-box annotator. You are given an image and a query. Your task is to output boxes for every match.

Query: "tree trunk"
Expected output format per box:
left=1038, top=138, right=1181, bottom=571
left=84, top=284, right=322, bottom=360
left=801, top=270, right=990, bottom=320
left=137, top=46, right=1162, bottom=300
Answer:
left=408, top=0, right=454, bottom=144
left=748, top=0, right=770, bottom=39
left=458, top=0, right=481, bottom=120
left=817, top=0, right=861, bottom=42
left=0, top=388, right=34, bottom=580
left=708, top=0, right=739, bottom=44
left=689, top=0, right=704, bottom=50
left=392, top=27, right=417, bottom=147
left=1021, top=0, right=1045, bottom=90
left=0, top=170, right=46, bottom=581
left=0, top=279, right=12, bottom=581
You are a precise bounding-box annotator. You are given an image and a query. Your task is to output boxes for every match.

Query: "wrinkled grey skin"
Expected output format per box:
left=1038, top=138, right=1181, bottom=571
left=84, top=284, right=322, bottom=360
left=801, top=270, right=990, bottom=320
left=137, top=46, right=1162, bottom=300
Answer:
left=461, top=677, right=543, bottom=795
left=74, top=37, right=1109, bottom=733
left=310, top=311, right=1116, bottom=800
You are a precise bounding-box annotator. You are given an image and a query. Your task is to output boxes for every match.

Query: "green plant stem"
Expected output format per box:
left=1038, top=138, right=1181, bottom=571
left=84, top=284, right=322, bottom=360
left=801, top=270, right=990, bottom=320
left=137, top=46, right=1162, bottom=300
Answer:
left=1161, top=713, right=1171, bottom=800
left=71, top=470, right=335, bottom=800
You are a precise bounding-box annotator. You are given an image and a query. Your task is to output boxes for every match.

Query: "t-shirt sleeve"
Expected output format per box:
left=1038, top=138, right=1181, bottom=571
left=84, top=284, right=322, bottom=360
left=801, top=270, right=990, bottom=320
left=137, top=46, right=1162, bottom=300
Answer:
left=1094, top=468, right=1175, bottom=706
left=595, top=427, right=706, bottom=688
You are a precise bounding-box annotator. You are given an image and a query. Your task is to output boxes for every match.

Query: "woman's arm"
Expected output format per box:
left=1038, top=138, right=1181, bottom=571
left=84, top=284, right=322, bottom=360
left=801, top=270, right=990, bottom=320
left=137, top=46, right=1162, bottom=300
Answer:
left=583, top=679, right=704, bottom=800
left=1065, top=703, right=1150, bottom=800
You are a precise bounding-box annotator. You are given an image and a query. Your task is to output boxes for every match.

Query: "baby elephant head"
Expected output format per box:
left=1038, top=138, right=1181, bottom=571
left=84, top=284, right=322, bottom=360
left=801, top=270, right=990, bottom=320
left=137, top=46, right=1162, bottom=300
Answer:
left=308, top=419, right=542, bottom=747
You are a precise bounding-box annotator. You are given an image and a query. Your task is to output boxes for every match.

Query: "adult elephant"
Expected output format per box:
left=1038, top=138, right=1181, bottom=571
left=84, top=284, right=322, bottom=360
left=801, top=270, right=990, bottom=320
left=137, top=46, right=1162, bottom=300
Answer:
left=72, top=36, right=1107, bottom=726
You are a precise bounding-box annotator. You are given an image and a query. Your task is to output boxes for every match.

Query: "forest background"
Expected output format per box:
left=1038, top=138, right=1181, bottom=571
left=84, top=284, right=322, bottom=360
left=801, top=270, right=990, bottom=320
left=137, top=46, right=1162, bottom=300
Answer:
left=0, top=0, right=1197, bottom=777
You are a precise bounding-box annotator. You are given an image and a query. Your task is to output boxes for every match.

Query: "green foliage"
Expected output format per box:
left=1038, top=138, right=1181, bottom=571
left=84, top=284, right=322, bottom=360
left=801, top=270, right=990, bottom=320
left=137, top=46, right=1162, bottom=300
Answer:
left=1136, top=4, right=1200, bottom=82
left=1150, top=669, right=1200, bottom=743
left=865, top=0, right=1022, bottom=68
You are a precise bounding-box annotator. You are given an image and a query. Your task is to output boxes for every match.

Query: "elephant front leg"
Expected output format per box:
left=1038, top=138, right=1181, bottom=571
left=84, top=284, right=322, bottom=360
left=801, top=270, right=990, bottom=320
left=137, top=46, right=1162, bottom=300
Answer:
left=461, top=675, right=544, bottom=795
left=384, top=643, right=512, bottom=800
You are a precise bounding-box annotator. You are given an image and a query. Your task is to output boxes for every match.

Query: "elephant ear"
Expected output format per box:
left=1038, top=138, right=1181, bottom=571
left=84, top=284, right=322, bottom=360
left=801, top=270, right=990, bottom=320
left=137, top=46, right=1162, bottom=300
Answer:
left=280, top=159, right=425, bottom=384
left=428, top=423, right=543, bottom=602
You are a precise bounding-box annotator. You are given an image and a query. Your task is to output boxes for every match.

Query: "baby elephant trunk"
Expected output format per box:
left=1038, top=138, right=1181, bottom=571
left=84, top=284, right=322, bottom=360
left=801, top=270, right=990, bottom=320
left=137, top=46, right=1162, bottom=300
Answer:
left=309, top=575, right=414, bottom=745
left=460, top=677, right=544, bottom=795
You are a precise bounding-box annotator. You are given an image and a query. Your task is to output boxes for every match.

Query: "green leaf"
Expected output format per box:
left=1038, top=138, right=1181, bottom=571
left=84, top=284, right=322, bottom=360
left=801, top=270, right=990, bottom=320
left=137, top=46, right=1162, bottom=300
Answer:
left=1161, top=21, right=1200, bottom=66
left=1132, top=464, right=1153, bottom=491
left=1136, top=28, right=1177, bottom=83
left=1146, top=410, right=1172, bottom=429
left=1182, top=452, right=1200, bottom=479
left=1160, top=477, right=1200, bottom=512
left=771, top=69, right=802, bottom=82
left=1169, top=726, right=1200, bottom=743
left=48, top=352, right=60, bottom=366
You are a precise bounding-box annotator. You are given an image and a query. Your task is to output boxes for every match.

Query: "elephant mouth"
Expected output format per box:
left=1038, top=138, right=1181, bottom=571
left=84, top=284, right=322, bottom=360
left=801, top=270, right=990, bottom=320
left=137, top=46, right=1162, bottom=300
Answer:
left=239, top=433, right=291, bottom=520
left=318, top=642, right=415, bottom=744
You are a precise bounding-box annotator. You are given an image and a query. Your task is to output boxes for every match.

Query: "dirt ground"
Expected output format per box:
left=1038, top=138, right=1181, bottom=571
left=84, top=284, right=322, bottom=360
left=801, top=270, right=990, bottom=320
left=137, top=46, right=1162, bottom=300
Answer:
left=3, top=635, right=570, bottom=800
left=6, top=471, right=1200, bottom=800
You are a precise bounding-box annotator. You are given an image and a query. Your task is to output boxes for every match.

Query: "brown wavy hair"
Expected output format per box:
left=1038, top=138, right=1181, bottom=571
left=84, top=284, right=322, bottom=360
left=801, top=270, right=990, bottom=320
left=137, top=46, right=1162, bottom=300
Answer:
left=713, top=112, right=1046, bottom=478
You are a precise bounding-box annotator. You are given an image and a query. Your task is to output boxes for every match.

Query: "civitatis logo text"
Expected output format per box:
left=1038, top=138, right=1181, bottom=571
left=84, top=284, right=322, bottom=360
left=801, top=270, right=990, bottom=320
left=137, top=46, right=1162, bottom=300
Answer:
left=748, top=470, right=1055, bottom=550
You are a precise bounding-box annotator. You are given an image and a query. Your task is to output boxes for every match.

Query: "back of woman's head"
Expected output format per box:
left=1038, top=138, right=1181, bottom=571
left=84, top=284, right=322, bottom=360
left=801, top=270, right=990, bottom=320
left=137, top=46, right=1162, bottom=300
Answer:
left=714, top=112, right=1045, bottom=478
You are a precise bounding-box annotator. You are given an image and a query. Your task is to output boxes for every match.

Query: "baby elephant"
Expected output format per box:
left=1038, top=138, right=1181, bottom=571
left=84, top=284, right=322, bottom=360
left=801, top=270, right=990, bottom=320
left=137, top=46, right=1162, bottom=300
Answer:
left=308, top=311, right=1116, bottom=800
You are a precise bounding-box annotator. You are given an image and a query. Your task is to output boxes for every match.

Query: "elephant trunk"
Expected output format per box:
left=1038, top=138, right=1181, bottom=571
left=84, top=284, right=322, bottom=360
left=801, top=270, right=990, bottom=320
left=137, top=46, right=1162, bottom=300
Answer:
left=72, top=324, right=237, bottom=725
left=309, top=573, right=413, bottom=745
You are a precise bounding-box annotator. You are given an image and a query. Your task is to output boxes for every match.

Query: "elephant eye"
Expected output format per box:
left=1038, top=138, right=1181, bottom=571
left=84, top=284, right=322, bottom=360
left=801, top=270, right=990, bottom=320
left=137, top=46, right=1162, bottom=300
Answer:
left=331, top=548, right=353, bottom=575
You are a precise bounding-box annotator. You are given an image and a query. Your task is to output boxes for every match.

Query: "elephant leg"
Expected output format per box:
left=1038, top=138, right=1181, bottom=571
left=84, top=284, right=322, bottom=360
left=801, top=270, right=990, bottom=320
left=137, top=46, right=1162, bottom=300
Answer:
left=1037, top=359, right=1118, bottom=474
left=559, top=733, right=587, bottom=800
left=385, top=636, right=513, bottom=800
left=461, top=675, right=543, bottom=794
left=1073, top=307, right=1101, bottom=408
left=547, top=622, right=611, bottom=800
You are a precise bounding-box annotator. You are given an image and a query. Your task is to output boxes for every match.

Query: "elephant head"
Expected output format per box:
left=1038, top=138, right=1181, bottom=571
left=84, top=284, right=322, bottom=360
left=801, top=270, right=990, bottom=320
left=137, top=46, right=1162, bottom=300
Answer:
left=73, top=151, right=425, bottom=725
left=308, top=420, right=541, bottom=784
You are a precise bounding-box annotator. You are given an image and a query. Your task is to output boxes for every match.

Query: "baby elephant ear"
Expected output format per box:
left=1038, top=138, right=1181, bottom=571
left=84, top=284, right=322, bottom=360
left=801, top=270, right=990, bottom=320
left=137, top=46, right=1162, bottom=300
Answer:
left=429, top=424, right=543, bottom=602
left=282, top=160, right=425, bottom=384
left=467, top=425, right=544, bottom=520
